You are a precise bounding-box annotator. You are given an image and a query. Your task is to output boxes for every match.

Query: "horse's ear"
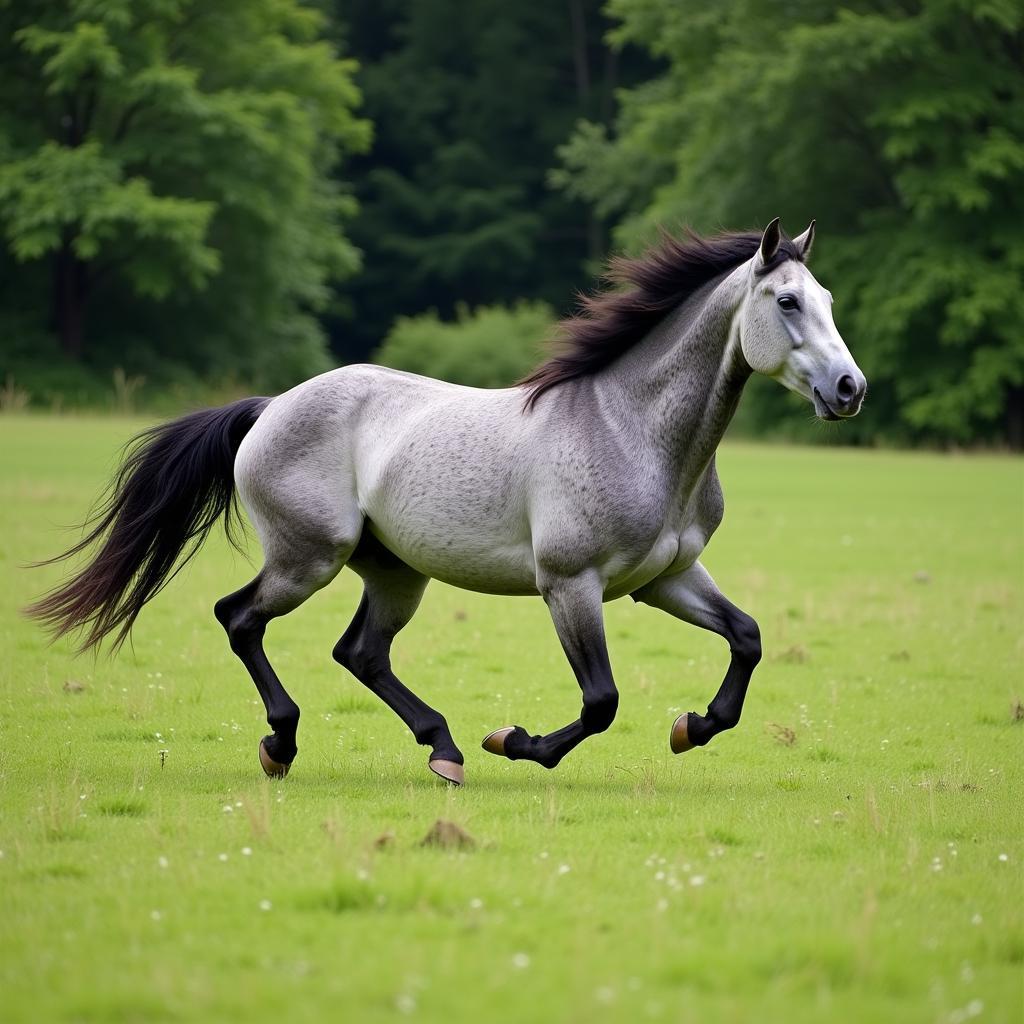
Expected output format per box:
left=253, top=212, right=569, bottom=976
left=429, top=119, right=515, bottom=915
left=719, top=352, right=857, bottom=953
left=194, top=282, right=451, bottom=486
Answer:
left=758, top=217, right=781, bottom=265
left=793, top=219, right=816, bottom=259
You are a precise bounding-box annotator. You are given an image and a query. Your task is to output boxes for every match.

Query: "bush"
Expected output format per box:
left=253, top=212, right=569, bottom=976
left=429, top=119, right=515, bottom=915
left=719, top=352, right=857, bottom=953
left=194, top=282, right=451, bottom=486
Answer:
left=373, top=302, right=553, bottom=389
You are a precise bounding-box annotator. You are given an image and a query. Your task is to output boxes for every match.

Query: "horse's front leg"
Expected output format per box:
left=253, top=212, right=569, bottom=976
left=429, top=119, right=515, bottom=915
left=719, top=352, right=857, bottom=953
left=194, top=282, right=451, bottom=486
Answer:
left=633, top=561, right=761, bottom=751
left=482, top=569, right=618, bottom=769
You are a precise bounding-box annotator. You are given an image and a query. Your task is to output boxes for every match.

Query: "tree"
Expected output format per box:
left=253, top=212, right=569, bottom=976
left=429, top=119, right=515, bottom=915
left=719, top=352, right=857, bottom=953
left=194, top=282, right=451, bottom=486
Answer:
left=557, top=0, right=1024, bottom=446
left=0, top=0, right=370, bottom=389
left=331, top=0, right=653, bottom=360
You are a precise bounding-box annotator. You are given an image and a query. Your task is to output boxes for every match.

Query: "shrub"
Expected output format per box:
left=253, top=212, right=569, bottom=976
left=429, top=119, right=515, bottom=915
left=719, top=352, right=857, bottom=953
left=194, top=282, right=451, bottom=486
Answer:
left=373, top=302, right=552, bottom=389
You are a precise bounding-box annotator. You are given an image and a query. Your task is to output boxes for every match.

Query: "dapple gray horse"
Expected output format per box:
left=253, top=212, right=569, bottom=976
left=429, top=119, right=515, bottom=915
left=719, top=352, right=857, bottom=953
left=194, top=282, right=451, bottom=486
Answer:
left=29, top=219, right=866, bottom=785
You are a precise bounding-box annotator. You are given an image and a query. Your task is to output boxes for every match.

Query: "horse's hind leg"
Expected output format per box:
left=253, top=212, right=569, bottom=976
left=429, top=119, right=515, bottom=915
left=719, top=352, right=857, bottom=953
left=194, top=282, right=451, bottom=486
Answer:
left=215, top=543, right=351, bottom=777
left=334, top=540, right=464, bottom=785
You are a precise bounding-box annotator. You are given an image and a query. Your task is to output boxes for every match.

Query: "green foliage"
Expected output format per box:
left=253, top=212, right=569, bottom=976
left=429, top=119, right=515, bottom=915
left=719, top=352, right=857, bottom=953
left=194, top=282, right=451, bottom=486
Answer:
left=557, top=0, right=1024, bottom=446
left=0, top=140, right=219, bottom=287
left=334, top=0, right=647, bottom=357
left=1, top=0, right=1018, bottom=447
left=373, top=302, right=552, bottom=388
left=0, top=0, right=370, bottom=390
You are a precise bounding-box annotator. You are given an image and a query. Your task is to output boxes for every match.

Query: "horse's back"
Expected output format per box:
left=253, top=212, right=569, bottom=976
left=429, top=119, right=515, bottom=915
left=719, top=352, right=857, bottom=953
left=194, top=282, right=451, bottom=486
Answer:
left=234, top=365, right=542, bottom=593
left=232, top=364, right=718, bottom=599
left=345, top=368, right=541, bottom=592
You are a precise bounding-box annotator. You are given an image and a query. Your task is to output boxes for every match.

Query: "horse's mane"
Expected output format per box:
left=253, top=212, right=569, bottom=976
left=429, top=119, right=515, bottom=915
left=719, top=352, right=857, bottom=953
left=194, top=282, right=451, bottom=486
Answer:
left=519, top=228, right=804, bottom=408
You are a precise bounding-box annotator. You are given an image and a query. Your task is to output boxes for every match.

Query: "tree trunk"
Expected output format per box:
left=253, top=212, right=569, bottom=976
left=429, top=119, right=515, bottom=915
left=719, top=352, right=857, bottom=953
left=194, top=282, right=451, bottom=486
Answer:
left=568, top=0, right=591, bottom=110
left=1006, top=385, right=1024, bottom=451
left=568, top=0, right=604, bottom=263
left=53, top=237, right=89, bottom=359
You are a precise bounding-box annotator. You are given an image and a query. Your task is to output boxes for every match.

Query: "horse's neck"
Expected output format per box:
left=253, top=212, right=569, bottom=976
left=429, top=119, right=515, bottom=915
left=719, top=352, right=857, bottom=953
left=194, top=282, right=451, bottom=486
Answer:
left=598, top=266, right=750, bottom=482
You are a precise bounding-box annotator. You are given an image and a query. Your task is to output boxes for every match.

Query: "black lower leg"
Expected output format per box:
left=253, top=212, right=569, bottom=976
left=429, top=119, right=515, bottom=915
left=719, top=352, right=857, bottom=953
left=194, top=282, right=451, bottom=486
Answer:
left=215, top=581, right=300, bottom=765
left=502, top=683, right=618, bottom=769
left=502, top=722, right=585, bottom=769
left=500, top=571, right=618, bottom=769
left=683, top=611, right=761, bottom=747
left=334, top=594, right=463, bottom=766
left=682, top=656, right=751, bottom=746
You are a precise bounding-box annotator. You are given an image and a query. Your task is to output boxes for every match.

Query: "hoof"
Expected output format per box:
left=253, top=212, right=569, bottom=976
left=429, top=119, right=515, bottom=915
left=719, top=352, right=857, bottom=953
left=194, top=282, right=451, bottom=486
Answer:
left=259, top=737, right=291, bottom=778
left=481, top=726, right=515, bottom=757
left=670, top=713, right=695, bottom=754
left=428, top=759, right=465, bottom=786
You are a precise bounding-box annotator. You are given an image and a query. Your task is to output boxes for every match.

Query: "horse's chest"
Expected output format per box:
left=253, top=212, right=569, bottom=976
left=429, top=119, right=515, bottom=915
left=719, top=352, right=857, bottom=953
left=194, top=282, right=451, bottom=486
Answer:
left=600, top=474, right=722, bottom=597
left=674, top=523, right=710, bottom=568
left=601, top=524, right=705, bottom=599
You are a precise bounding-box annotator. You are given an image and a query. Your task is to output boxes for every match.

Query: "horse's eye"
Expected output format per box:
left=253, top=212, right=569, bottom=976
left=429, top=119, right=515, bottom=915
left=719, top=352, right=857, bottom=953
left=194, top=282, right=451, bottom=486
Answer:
left=777, top=295, right=799, bottom=312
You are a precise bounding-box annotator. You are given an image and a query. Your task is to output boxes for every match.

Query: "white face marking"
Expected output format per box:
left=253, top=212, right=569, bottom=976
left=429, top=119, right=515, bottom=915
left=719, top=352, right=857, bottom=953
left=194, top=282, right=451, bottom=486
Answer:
left=739, top=259, right=866, bottom=420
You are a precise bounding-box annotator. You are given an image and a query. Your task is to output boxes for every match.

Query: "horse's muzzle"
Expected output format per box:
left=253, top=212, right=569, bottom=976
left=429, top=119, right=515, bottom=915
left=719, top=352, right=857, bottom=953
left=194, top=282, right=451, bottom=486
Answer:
left=814, top=370, right=867, bottom=419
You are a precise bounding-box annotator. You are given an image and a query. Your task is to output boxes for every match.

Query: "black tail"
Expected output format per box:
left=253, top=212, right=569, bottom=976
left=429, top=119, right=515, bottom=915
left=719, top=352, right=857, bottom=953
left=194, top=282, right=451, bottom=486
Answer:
left=26, top=396, right=271, bottom=652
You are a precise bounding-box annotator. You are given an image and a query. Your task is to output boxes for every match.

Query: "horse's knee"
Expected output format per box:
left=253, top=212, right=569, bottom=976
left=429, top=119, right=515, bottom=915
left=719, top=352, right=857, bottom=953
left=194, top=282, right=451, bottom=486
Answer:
left=333, top=632, right=388, bottom=678
left=332, top=634, right=359, bottom=672
left=582, top=688, right=619, bottom=734
left=731, top=612, right=761, bottom=667
left=213, top=595, right=232, bottom=631
left=227, top=617, right=265, bottom=656
left=331, top=636, right=347, bottom=664
left=331, top=633, right=364, bottom=675
left=214, top=596, right=265, bottom=656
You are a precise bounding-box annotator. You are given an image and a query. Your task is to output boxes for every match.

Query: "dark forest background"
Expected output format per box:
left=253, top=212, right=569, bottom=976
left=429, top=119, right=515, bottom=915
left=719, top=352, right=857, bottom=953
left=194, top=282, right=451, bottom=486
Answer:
left=0, top=0, right=1021, bottom=447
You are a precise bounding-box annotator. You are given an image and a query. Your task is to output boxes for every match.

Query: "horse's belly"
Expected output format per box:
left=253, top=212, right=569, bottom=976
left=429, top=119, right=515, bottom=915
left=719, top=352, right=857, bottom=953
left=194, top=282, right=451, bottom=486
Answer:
left=365, top=517, right=539, bottom=596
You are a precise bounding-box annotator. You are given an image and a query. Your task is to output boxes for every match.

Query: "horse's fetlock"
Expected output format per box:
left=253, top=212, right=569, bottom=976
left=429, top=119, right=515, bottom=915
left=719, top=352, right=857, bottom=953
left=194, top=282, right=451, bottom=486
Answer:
left=413, top=712, right=449, bottom=747
left=537, top=748, right=563, bottom=770
left=269, top=709, right=299, bottom=733
left=710, top=706, right=741, bottom=733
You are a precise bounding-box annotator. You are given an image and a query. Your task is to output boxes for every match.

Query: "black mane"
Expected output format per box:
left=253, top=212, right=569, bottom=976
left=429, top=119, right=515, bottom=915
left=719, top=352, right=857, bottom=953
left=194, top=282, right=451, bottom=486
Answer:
left=519, top=228, right=803, bottom=408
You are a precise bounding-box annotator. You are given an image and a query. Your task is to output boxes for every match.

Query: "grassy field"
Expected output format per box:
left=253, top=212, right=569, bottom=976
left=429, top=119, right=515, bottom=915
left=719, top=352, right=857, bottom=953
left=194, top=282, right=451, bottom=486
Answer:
left=0, top=414, right=1021, bottom=1024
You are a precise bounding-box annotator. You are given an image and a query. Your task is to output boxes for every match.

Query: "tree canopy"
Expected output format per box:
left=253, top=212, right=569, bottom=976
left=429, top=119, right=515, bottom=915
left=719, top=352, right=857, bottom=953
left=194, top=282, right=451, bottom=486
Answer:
left=557, top=0, right=1024, bottom=445
left=332, top=0, right=648, bottom=359
left=0, top=0, right=1019, bottom=446
left=0, top=0, right=370, bottom=392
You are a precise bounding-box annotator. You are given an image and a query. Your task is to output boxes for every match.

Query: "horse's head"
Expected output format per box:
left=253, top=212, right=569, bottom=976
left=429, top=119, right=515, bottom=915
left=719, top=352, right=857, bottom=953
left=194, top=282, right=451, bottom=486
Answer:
left=738, top=218, right=866, bottom=421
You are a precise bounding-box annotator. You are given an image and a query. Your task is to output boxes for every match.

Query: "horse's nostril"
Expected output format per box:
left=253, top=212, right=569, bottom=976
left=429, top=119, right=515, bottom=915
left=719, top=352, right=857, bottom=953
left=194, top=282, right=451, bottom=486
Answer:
left=836, top=374, right=857, bottom=403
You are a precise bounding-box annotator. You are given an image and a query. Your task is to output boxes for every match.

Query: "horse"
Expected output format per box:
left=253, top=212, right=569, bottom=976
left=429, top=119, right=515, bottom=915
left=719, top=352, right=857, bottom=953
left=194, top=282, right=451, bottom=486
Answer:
left=28, top=218, right=866, bottom=786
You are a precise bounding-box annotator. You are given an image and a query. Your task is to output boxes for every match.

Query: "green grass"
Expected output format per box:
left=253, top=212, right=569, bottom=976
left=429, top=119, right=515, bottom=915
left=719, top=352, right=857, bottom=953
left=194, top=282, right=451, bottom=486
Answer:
left=1, top=414, right=1021, bottom=1024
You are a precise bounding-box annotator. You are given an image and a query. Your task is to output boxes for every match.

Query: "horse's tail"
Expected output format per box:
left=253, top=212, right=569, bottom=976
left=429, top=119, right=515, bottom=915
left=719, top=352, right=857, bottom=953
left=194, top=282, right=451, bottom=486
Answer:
left=25, top=396, right=271, bottom=653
